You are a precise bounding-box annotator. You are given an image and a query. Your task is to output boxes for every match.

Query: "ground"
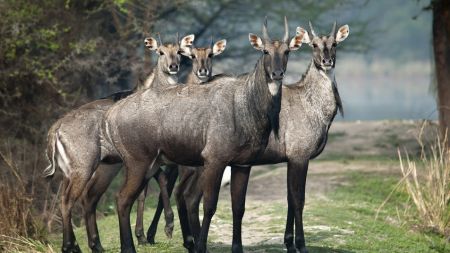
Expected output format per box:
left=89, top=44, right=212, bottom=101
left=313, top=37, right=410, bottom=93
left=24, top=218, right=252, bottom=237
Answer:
left=50, top=120, right=449, bottom=252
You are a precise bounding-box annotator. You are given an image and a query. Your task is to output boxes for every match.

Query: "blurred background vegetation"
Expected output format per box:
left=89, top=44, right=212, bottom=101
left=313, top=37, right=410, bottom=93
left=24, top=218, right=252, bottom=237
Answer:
left=1, top=0, right=449, bottom=251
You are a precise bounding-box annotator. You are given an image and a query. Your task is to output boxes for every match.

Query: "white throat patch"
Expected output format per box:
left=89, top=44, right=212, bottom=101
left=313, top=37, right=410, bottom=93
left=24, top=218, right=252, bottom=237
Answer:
left=268, top=81, right=281, bottom=96
left=167, top=75, right=178, bottom=85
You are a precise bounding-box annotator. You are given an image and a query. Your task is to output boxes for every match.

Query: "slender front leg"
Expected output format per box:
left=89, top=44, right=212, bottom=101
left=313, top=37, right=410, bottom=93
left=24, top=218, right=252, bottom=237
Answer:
left=135, top=181, right=149, bottom=245
left=230, top=165, right=251, bottom=253
left=155, top=167, right=175, bottom=239
left=195, top=161, right=226, bottom=253
left=175, top=167, right=197, bottom=253
left=117, top=159, right=153, bottom=253
left=284, top=188, right=295, bottom=253
left=287, top=159, right=309, bottom=253
left=184, top=167, right=203, bottom=246
left=147, top=165, right=179, bottom=244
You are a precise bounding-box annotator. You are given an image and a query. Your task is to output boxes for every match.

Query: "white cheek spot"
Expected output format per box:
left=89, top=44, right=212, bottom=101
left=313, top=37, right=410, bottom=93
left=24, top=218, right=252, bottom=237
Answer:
left=268, top=81, right=280, bottom=96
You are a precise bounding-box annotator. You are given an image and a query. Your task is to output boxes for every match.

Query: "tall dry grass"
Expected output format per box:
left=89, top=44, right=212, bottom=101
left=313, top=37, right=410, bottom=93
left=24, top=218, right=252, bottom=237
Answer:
left=379, top=123, right=449, bottom=239
left=0, top=140, right=59, bottom=252
left=398, top=130, right=450, bottom=237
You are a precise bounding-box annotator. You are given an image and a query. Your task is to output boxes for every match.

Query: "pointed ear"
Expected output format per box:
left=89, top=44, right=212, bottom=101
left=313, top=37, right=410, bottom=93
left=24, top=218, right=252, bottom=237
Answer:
left=180, top=34, right=195, bottom=48
left=180, top=46, right=192, bottom=58
left=249, top=33, right=263, bottom=51
left=289, top=28, right=308, bottom=51
left=144, top=37, right=158, bottom=51
left=296, top=27, right=310, bottom=44
left=335, top=25, right=349, bottom=43
left=212, top=39, right=227, bottom=56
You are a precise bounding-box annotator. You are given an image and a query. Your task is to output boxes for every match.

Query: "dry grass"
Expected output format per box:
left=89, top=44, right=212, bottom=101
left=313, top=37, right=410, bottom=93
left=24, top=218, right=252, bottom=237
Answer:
left=398, top=131, right=450, bottom=237
left=0, top=235, right=55, bottom=253
left=379, top=123, right=450, bottom=239
left=0, top=140, right=60, bottom=252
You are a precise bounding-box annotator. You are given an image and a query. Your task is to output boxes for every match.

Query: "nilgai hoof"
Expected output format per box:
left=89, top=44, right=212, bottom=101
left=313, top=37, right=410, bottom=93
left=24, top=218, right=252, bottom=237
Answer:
left=231, top=244, right=244, bottom=253
left=90, top=243, right=105, bottom=253
left=164, top=222, right=174, bottom=239
left=299, top=247, right=309, bottom=253
left=62, top=242, right=82, bottom=253
left=146, top=235, right=156, bottom=245
left=121, top=248, right=137, bottom=253
left=287, top=247, right=297, bottom=253
left=137, top=235, right=148, bottom=245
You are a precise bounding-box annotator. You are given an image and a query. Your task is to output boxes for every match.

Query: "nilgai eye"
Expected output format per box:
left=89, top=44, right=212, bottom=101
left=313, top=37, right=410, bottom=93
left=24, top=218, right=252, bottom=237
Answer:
left=263, top=49, right=269, bottom=54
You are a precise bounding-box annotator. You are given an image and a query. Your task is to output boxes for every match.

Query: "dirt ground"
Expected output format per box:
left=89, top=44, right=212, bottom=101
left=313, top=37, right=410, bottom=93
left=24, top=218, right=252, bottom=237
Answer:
left=208, top=120, right=439, bottom=246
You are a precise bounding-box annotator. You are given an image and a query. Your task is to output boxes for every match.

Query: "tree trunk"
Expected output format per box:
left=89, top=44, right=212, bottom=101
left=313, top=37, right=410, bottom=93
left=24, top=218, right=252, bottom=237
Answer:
left=433, top=0, right=450, bottom=141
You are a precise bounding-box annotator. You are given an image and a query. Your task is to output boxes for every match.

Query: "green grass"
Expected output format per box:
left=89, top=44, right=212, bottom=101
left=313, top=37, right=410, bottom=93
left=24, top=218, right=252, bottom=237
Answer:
left=50, top=169, right=449, bottom=253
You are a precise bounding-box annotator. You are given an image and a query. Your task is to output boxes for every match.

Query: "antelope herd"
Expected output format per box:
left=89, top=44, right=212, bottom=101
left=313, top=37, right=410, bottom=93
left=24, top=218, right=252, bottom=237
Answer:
left=44, top=17, right=349, bottom=253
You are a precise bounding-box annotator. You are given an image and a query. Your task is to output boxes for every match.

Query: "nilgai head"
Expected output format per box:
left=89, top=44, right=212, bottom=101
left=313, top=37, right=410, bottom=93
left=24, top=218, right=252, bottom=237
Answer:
left=180, top=37, right=227, bottom=83
left=144, top=33, right=195, bottom=75
left=298, top=22, right=349, bottom=71
left=249, top=17, right=305, bottom=95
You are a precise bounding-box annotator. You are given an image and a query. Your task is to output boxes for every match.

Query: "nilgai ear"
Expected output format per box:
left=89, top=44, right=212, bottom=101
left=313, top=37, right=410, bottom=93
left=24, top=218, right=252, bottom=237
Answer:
left=289, top=28, right=307, bottom=51
left=144, top=37, right=158, bottom=51
left=180, top=34, right=195, bottom=48
left=296, top=27, right=310, bottom=44
left=335, top=25, right=349, bottom=43
left=212, top=39, right=227, bottom=56
left=249, top=33, right=264, bottom=51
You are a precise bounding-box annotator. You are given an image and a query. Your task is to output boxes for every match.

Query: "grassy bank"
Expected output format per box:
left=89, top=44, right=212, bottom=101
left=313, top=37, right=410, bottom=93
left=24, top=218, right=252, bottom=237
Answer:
left=49, top=159, right=449, bottom=253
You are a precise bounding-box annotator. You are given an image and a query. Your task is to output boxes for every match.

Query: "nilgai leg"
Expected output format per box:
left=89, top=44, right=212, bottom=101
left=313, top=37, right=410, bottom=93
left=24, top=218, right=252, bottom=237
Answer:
left=116, top=159, right=153, bottom=253
left=230, top=165, right=251, bottom=253
left=287, top=159, right=309, bottom=253
left=195, top=161, right=226, bottom=253
left=82, top=164, right=121, bottom=253
left=146, top=165, right=179, bottom=244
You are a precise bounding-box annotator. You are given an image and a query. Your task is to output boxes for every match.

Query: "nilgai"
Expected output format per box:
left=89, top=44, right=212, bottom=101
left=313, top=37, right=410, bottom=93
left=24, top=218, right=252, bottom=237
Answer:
left=133, top=37, right=228, bottom=245
left=43, top=34, right=194, bottom=253
left=99, top=17, right=304, bottom=253
left=229, top=22, right=350, bottom=253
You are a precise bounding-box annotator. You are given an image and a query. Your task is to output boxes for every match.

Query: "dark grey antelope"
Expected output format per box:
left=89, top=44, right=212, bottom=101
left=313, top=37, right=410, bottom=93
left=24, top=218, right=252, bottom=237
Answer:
left=43, top=34, right=194, bottom=253
left=99, top=17, right=304, bottom=253
left=133, top=37, right=228, bottom=245
left=228, top=22, right=350, bottom=253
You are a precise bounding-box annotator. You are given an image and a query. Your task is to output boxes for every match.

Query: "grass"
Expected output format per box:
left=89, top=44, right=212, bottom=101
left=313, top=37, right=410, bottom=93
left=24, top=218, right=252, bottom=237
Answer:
left=49, top=161, right=449, bottom=253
